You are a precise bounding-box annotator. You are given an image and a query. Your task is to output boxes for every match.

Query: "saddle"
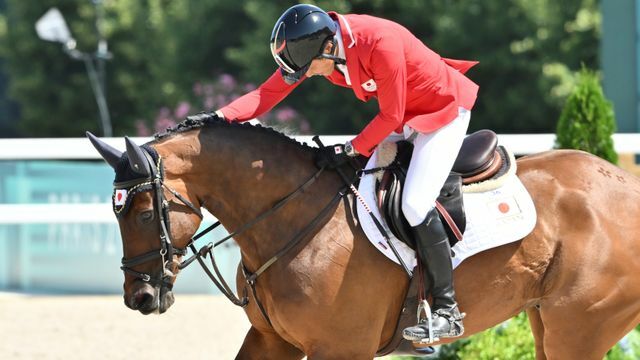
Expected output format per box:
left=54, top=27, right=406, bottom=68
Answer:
left=374, top=129, right=504, bottom=248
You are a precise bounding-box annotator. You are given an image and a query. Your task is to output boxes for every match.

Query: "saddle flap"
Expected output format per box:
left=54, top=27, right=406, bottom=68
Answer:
left=376, top=168, right=465, bottom=249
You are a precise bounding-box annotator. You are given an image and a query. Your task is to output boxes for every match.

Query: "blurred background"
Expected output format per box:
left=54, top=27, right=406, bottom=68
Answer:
left=2, top=0, right=630, bottom=138
left=1, top=1, right=640, bottom=359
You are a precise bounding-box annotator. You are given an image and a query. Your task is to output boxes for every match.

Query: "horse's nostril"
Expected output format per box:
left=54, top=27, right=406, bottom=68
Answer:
left=133, top=291, right=154, bottom=310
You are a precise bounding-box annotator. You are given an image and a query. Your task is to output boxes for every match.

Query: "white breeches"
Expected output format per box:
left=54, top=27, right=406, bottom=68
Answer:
left=401, top=108, right=471, bottom=226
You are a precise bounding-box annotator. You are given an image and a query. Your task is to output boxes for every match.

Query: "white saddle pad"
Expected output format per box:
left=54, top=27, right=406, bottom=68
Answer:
left=356, top=150, right=537, bottom=271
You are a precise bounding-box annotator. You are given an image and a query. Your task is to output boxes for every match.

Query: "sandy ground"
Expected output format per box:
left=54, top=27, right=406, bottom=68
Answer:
left=0, top=293, right=251, bottom=359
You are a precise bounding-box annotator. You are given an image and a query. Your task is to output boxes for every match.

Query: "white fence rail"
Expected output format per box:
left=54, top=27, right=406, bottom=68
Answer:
left=0, top=134, right=638, bottom=225
left=0, top=134, right=639, bottom=160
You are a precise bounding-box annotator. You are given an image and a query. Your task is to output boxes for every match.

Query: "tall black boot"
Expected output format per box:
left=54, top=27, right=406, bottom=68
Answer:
left=402, top=208, right=465, bottom=342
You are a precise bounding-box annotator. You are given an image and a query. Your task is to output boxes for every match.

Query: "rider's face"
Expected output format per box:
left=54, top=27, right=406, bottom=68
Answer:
left=305, top=42, right=336, bottom=77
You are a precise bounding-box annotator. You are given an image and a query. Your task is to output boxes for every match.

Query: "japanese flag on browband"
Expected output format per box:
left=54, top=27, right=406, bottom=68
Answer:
left=114, top=189, right=127, bottom=206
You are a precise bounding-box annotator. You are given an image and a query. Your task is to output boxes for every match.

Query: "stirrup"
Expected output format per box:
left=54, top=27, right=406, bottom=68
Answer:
left=407, top=301, right=466, bottom=344
left=416, top=299, right=438, bottom=344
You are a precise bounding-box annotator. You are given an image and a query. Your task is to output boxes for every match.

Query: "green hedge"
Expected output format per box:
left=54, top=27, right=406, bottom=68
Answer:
left=391, top=312, right=640, bottom=359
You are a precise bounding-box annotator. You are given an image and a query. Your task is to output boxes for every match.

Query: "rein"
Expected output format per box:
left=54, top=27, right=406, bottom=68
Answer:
left=179, top=165, right=334, bottom=309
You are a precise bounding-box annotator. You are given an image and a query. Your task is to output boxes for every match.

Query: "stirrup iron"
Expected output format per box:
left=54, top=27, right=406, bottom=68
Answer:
left=416, top=299, right=438, bottom=344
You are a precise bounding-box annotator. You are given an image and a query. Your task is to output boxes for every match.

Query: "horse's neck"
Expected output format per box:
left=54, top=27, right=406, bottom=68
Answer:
left=158, top=128, right=335, bottom=270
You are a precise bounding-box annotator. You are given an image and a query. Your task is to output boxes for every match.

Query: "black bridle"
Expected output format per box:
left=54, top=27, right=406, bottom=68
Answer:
left=114, top=146, right=344, bottom=316
left=116, top=151, right=203, bottom=290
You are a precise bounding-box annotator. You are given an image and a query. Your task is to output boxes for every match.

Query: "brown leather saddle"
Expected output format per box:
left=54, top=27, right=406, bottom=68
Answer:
left=374, top=129, right=502, bottom=249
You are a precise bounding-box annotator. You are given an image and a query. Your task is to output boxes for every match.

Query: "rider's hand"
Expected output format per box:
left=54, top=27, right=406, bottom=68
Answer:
left=315, top=143, right=352, bottom=169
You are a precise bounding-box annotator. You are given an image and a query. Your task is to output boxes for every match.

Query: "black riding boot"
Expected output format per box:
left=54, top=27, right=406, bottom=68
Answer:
left=402, top=208, right=465, bottom=342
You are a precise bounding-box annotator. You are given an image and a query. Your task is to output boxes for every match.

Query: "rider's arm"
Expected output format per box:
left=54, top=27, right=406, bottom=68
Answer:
left=218, top=70, right=305, bottom=122
left=350, top=37, right=407, bottom=157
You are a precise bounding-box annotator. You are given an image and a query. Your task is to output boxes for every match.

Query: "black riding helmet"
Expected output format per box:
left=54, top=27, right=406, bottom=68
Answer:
left=270, top=4, right=343, bottom=84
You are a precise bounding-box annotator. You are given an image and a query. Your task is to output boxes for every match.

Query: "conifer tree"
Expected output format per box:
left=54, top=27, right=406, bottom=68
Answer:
left=556, top=68, right=618, bottom=164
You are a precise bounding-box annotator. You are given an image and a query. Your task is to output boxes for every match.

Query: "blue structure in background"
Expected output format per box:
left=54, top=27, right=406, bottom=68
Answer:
left=0, top=160, right=240, bottom=294
left=602, top=0, right=640, bottom=134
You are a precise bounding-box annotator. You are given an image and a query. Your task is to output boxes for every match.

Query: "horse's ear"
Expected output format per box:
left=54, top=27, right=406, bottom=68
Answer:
left=125, top=136, right=151, bottom=176
left=86, top=131, right=122, bottom=169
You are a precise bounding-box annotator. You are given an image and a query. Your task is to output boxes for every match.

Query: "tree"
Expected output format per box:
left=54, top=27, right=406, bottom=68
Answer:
left=0, top=1, right=602, bottom=137
left=556, top=67, right=618, bottom=164
left=0, top=0, right=252, bottom=137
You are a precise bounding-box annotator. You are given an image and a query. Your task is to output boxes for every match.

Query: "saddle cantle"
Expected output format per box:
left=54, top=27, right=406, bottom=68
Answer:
left=453, top=129, right=502, bottom=184
left=374, top=130, right=507, bottom=248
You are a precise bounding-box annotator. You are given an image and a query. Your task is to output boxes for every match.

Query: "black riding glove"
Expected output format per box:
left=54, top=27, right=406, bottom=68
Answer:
left=315, top=144, right=352, bottom=169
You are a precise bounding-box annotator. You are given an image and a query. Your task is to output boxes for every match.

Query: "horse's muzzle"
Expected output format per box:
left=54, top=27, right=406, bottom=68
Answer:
left=125, top=283, right=175, bottom=314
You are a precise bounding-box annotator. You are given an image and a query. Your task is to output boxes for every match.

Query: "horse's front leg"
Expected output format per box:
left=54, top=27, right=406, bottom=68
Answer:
left=235, top=326, right=305, bottom=360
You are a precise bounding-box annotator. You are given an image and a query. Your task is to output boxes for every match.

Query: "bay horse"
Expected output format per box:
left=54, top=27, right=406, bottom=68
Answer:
left=88, top=115, right=640, bottom=359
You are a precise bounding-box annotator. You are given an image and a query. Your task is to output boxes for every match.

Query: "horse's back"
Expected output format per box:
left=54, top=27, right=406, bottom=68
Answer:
left=518, top=149, right=640, bottom=193
left=518, top=149, right=640, bottom=235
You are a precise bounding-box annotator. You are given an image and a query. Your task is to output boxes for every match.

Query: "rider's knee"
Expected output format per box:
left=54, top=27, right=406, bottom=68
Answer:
left=402, top=198, right=433, bottom=227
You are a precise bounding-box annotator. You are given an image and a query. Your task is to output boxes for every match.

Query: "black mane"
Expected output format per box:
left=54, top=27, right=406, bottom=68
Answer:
left=152, top=112, right=314, bottom=151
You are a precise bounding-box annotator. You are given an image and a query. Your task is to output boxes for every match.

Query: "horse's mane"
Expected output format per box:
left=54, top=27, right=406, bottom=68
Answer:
left=151, top=112, right=314, bottom=151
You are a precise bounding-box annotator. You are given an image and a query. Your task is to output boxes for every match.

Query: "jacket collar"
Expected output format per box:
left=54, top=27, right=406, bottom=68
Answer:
left=328, top=12, right=355, bottom=47
left=328, top=12, right=365, bottom=100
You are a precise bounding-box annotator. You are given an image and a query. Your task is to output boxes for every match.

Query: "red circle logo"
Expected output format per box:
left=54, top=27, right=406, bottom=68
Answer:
left=498, top=202, right=510, bottom=213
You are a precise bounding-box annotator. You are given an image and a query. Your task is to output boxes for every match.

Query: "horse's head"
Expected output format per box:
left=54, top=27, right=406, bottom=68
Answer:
left=87, top=132, right=203, bottom=314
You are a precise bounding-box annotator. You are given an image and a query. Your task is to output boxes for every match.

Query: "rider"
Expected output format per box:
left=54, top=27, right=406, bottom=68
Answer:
left=214, top=4, right=478, bottom=341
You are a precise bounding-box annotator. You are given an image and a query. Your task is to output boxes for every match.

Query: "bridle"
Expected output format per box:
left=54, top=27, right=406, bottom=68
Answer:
left=114, top=145, right=346, bottom=317
left=115, top=151, right=203, bottom=290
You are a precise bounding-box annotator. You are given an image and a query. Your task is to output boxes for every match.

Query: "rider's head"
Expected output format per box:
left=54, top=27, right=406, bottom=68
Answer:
left=270, top=4, right=340, bottom=84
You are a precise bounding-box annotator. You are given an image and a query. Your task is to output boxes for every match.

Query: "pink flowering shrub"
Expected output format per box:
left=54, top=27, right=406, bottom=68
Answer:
left=137, top=73, right=312, bottom=136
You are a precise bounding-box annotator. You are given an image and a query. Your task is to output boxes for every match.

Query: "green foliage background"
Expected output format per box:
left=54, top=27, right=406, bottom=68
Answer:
left=391, top=312, right=640, bottom=359
left=556, top=67, right=618, bottom=163
left=0, top=0, right=600, bottom=137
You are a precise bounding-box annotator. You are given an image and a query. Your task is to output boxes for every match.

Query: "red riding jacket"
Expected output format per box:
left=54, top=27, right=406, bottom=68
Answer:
left=219, top=12, right=479, bottom=156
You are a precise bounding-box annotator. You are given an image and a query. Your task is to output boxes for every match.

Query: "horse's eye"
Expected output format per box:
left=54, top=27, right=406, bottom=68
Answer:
left=138, top=210, right=154, bottom=224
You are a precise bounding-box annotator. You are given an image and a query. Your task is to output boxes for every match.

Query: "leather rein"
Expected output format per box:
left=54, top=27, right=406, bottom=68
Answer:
left=116, top=147, right=346, bottom=320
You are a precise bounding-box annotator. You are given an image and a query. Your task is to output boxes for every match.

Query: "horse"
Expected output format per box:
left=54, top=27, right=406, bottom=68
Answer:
left=87, top=114, right=640, bottom=360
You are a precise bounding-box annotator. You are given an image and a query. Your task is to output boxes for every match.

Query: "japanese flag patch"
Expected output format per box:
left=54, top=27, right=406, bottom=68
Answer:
left=361, top=79, right=377, bottom=92
left=114, top=189, right=128, bottom=206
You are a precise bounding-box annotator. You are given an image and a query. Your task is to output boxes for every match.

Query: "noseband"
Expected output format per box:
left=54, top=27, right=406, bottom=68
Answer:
left=114, top=150, right=203, bottom=289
